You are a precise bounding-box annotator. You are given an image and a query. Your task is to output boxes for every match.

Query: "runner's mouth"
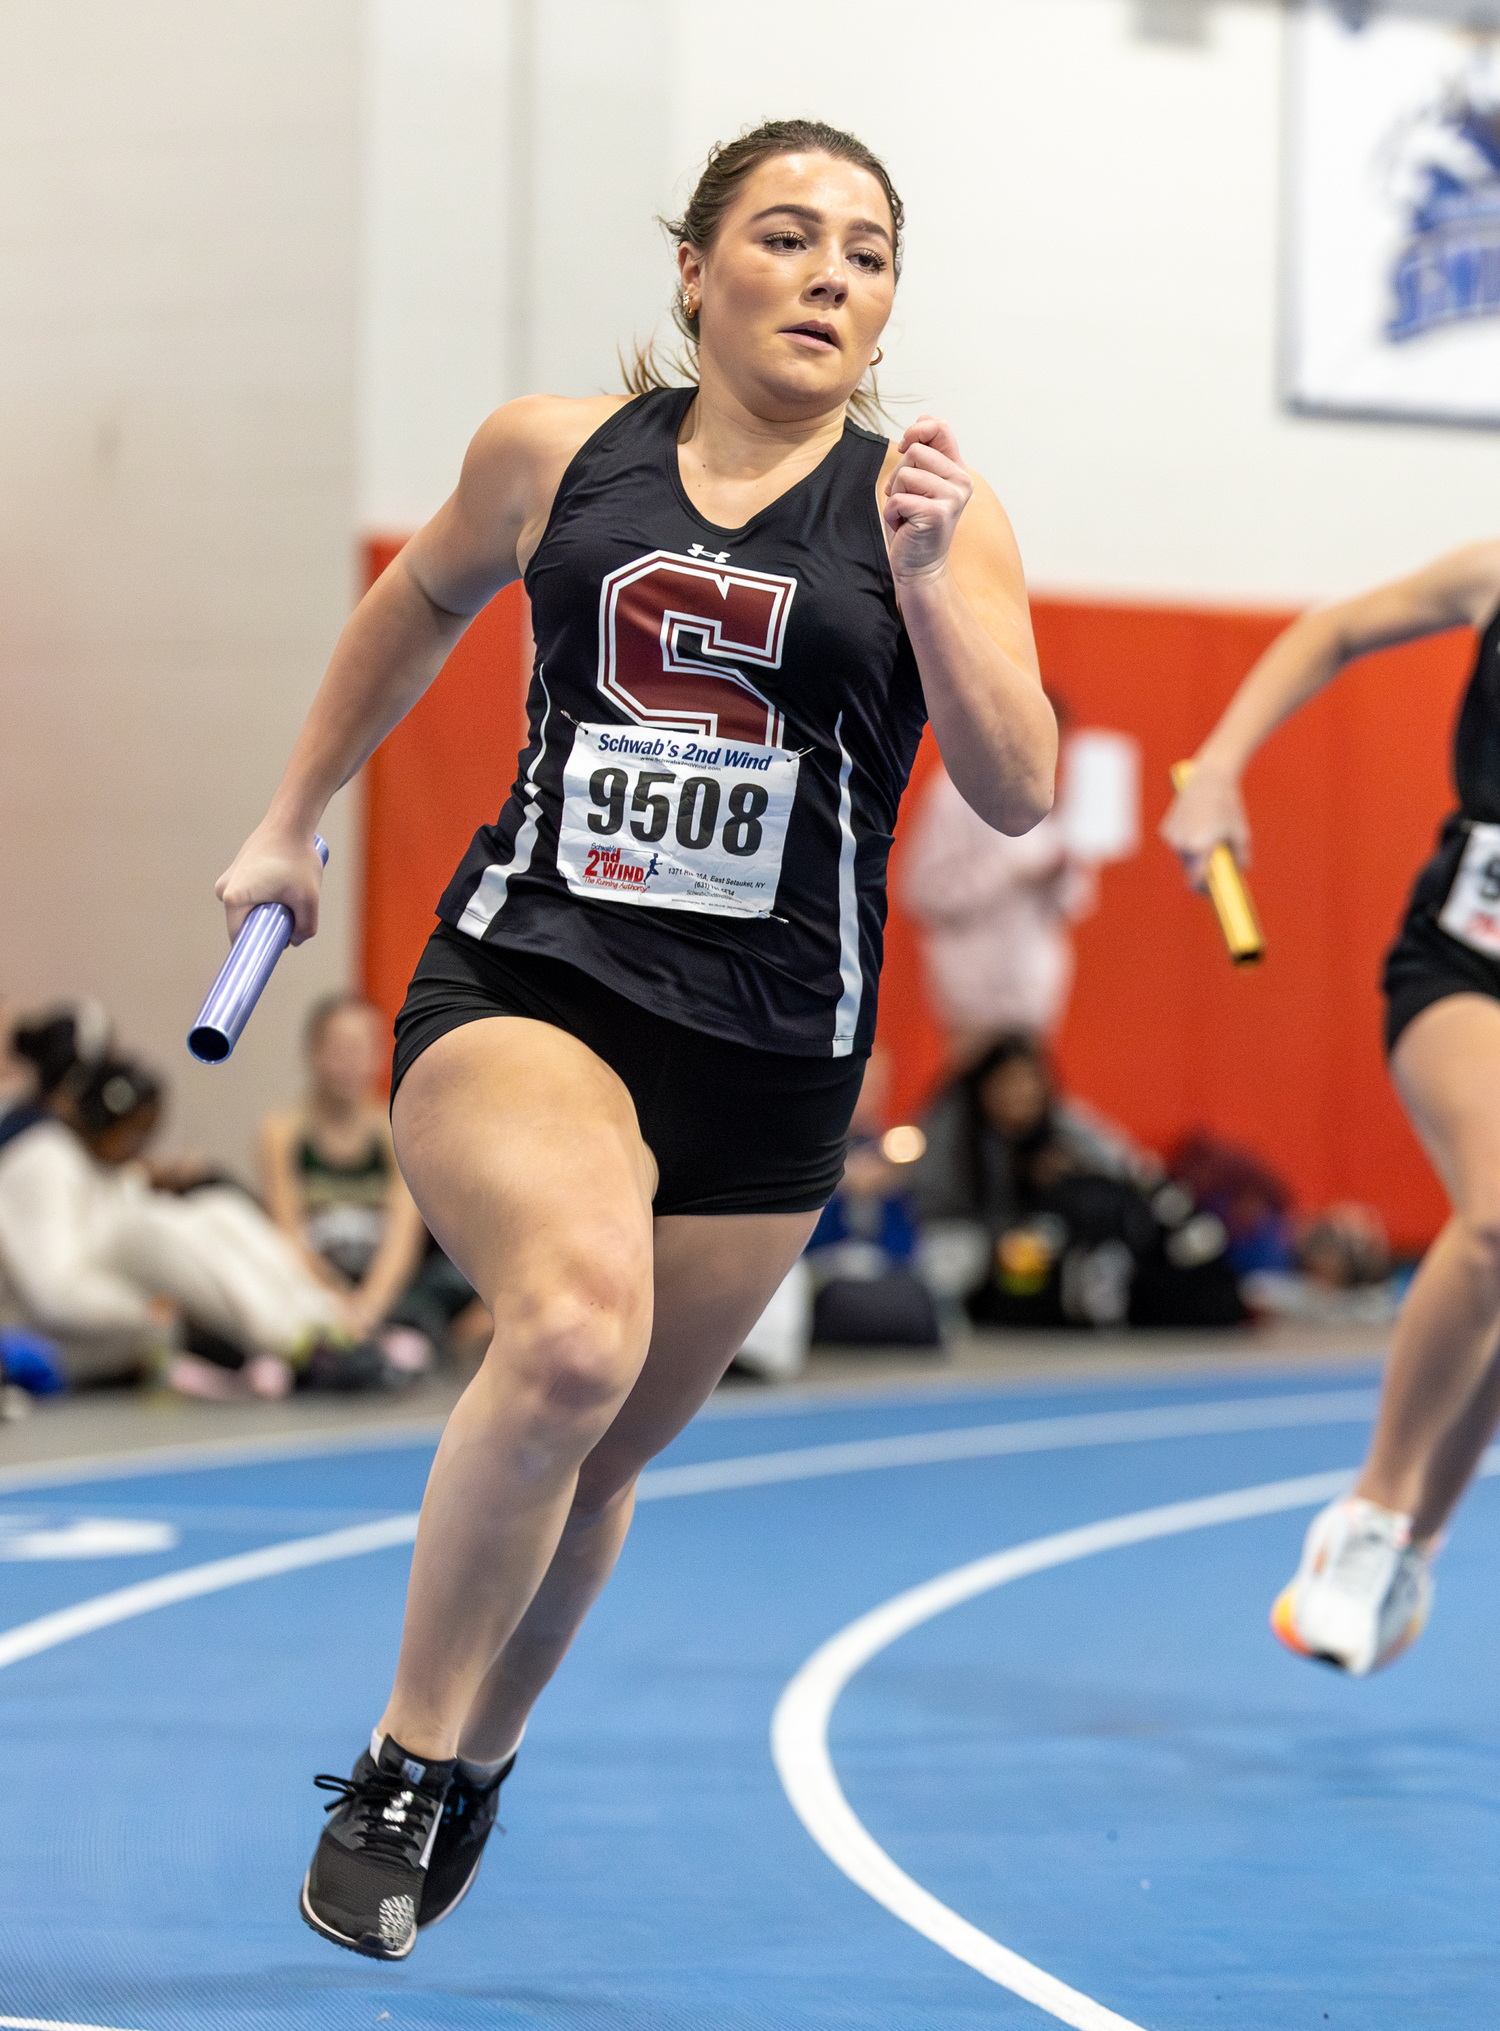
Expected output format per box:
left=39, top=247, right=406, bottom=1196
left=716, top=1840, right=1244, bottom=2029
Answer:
left=782, top=323, right=839, bottom=350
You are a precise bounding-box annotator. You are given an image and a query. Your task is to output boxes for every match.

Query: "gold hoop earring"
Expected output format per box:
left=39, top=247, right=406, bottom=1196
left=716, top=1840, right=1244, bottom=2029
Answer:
left=684, top=294, right=699, bottom=320
left=870, top=345, right=884, bottom=368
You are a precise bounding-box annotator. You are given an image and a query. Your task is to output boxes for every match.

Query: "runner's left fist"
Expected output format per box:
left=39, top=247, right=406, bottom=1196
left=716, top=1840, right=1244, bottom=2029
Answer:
left=883, top=417, right=972, bottom=582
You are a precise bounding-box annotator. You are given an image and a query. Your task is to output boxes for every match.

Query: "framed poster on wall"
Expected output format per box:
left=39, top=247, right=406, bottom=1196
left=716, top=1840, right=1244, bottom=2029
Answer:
left=1284, top=0, right=1500, bottom=427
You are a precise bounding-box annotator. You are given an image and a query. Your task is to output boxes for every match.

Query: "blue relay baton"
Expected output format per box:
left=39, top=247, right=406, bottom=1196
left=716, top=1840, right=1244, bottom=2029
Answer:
left=187, top=836, right=329, bottom=1064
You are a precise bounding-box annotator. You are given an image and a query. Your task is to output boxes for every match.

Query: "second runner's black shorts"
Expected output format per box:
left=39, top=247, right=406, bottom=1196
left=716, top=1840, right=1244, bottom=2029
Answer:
left=391, top=924, right=864, bottom=1216
left=1382, top=822, right=1500, bottom=1056
left=1382, top=908, right=1500, bottom=1056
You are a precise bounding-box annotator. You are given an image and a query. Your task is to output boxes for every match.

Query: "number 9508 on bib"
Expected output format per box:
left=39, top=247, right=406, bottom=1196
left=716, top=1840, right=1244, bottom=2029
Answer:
left=557, top=722, right=800, bottom=919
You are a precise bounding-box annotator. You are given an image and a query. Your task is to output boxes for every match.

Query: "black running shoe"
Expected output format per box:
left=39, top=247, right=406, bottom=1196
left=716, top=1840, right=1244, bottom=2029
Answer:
left=418, top=1753, right=515, bottom=1929
left=300, top=1737, right=455, bottom=1959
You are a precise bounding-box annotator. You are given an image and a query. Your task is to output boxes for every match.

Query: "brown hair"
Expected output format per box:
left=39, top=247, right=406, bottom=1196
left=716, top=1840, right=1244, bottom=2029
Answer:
left=624, top=119, right=903, bottom=431
left=303, top=991, right=380, bottom=1051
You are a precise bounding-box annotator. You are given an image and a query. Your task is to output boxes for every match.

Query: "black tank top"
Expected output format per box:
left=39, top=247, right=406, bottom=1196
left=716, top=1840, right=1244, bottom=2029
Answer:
left=1408, top=603, right=1500, bottom=920
left=438, top=387, right=927, bottom=1056
left=1453, top=605, right=1500, bottom=820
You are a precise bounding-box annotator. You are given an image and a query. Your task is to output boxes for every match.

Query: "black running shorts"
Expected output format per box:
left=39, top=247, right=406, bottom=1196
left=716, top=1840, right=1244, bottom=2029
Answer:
left=1382, top=908, right=1500, bottom=1057
left=391, top=924, right=863, bottom=1216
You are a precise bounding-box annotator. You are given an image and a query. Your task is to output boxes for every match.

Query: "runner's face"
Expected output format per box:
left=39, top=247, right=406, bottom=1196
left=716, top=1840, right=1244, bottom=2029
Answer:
left=684, top=153, right=895, bottom=418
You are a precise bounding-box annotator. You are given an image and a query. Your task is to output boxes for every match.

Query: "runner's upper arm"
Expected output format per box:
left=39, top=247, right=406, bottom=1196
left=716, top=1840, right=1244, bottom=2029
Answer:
left=944, top=473, right=1042, bottom=686
left=1324, top=541, right=1500, bottom=662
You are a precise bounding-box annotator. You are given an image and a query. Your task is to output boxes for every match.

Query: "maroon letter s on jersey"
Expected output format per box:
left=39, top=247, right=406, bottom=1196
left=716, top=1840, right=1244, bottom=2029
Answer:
left=596, top=550, right=797, bottom=745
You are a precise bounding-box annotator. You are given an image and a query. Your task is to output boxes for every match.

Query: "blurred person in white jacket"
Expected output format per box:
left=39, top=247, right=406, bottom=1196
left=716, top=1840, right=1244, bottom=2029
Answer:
left=901, top=763, right=1097, bottom=1059
left=0, top=1019, right=356, bottom=1395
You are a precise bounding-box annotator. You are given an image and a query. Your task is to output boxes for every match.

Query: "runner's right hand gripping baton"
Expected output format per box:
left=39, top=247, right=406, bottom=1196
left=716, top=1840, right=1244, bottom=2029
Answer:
left=1169, top=763, right=1263, bottom=965
left=187, top=837, right=329, bottom=1063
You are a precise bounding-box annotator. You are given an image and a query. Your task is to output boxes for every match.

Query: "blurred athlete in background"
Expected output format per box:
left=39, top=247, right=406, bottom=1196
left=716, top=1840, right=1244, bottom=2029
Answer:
left=1163, top=540, right=1500, bottom=1678
left=216, top=118, right=1055, bottom=1958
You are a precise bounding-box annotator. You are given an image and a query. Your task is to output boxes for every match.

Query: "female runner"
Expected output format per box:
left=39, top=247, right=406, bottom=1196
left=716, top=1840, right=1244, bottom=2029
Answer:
left=215, top=118, right=1055, bottom=1959
left=1163, top=539, right=1500, bottom=1678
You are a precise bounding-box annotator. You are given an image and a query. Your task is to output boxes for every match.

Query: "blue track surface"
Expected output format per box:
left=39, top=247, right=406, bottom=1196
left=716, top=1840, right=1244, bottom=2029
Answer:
left=2, top=1362, right=1495, bottom=2029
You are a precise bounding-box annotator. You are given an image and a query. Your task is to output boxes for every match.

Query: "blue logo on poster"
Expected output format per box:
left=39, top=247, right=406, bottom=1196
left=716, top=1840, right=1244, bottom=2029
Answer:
left=1386, top=73, right=1500, bottom=342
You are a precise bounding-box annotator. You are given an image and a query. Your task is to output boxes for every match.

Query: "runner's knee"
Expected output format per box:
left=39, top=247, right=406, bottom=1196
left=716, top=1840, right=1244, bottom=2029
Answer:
left=1454, top=1202, right=1500, bottom=1295
left=491, top=1244, right=652, bottom=1423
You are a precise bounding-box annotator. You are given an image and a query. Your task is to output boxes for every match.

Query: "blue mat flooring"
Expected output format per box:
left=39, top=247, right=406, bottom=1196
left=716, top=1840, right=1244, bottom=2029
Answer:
left=1, top=1361, right=1493, bottom=2029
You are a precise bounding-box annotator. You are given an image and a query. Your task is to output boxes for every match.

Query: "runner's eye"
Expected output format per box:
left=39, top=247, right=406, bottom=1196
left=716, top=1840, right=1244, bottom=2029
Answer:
left=764, top=232, right=806, bottom=252
left=850, top=249, right=888, bottom=274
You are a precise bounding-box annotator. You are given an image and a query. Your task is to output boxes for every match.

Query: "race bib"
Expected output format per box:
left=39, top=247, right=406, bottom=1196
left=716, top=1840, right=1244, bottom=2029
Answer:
left=557, top=722, right=799, bottom=918
left=1438, top=822, right=1500, bottom=957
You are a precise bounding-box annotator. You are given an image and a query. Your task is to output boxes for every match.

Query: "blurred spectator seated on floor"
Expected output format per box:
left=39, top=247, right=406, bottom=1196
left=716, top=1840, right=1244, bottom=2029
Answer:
left=0, top=1004, right=402, bottom=1397
left=910, top=1034, right=1247, bottom=1331
left=259, top=994, right=489, bottom=1369
left=1167, top=1129, right=1402, bottom=1322
left=0, top=994, right=45, bottom=1125
left=803, top=1048, right=941, bottom=1350
left=1259, top=1202, right=1401, bottom=1323
left=1167, top=1132, right=1296, bottom=1278
left=1297, top=1204, right=1392, bottom=1292
left=0, top=999, right=73, bottom=1413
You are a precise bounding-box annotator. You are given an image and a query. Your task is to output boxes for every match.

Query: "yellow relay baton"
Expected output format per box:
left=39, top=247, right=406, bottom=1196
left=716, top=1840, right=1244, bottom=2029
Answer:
left=1170, top=761, right=1264, bottom=966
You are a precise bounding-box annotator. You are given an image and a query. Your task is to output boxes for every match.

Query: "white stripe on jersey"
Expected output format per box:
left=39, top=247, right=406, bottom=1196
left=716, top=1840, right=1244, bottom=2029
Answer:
left=830, top=711, right=862, bottom=1058
left=456, top=672, right=554, bottom=937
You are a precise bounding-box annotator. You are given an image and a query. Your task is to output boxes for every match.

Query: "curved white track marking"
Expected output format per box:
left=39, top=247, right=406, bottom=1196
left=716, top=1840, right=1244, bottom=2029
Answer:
left=0, top=1515, right=417, bottom=1672
left=772, top=1467, right=1370, bottom=2031
left=635, top=1389, right=1378, bottom=1499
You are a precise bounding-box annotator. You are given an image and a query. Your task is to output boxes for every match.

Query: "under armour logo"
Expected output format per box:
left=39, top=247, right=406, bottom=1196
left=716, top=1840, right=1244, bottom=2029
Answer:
left=688, top=542, right=731, bottom=564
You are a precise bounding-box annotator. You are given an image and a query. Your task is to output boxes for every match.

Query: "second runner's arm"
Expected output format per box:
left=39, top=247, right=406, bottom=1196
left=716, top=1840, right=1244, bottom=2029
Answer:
left=1162, top=541, right=1500, bottom=891
left=884, top=417, right=1056, bottom=836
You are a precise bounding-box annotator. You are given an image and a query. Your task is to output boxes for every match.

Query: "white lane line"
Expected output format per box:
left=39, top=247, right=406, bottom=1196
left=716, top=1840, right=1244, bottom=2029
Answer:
left=771, top=1467, right=1365, bottom=2030
left=698, top=1355, right=1385, bottom=1422
left=0, top=1380, right=1381, bottom=1498
left=0, top=1423, right=449, bottom=1497
left=0, top=1392, right=1391, bottom=1676
left=635, top=1390, right=1378, bottom=1499
left=0, top=2019, right=144, bottom=2029
left=0, top=1515, right=418, bottom=1672
left=0, top=1518, right=180, bottom=1562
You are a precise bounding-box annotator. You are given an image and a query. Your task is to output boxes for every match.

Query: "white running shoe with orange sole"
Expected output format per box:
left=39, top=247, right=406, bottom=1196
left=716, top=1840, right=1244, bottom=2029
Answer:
left=1271, top=1495, right=1433, bottom=1676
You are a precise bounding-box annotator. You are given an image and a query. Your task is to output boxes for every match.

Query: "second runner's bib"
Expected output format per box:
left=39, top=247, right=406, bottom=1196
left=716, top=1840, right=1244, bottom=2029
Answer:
left=1438, top=821, right=1500, bottom=957
left=556, top=722, right=800, bottom=919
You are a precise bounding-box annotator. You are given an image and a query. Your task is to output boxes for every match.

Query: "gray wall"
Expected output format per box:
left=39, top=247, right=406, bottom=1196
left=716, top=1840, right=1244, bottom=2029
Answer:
left=0, top=2, right=363, bottom=1172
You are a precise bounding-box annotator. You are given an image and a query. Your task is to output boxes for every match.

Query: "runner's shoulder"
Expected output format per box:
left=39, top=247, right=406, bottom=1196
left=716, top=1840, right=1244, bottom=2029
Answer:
left=448, top=394, right=634, bottom=577
left=465, top=393, right=632, bottom=493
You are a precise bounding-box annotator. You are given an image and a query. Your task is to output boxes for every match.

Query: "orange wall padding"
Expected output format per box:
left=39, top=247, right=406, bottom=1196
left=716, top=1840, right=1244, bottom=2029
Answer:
left=357, top=545, right=1471, bottom=1251
left=879, top=598, right=1473, bottom=1252
left=359, top=539, right=529, bottom=1027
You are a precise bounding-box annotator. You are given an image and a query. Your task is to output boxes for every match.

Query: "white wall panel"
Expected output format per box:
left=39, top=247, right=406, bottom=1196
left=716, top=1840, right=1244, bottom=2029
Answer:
left=663, top=0, right=1497, bottom=605
left=0, top=2, right=362, bottom=1173
left=357, top=0, right=515, bottom=531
